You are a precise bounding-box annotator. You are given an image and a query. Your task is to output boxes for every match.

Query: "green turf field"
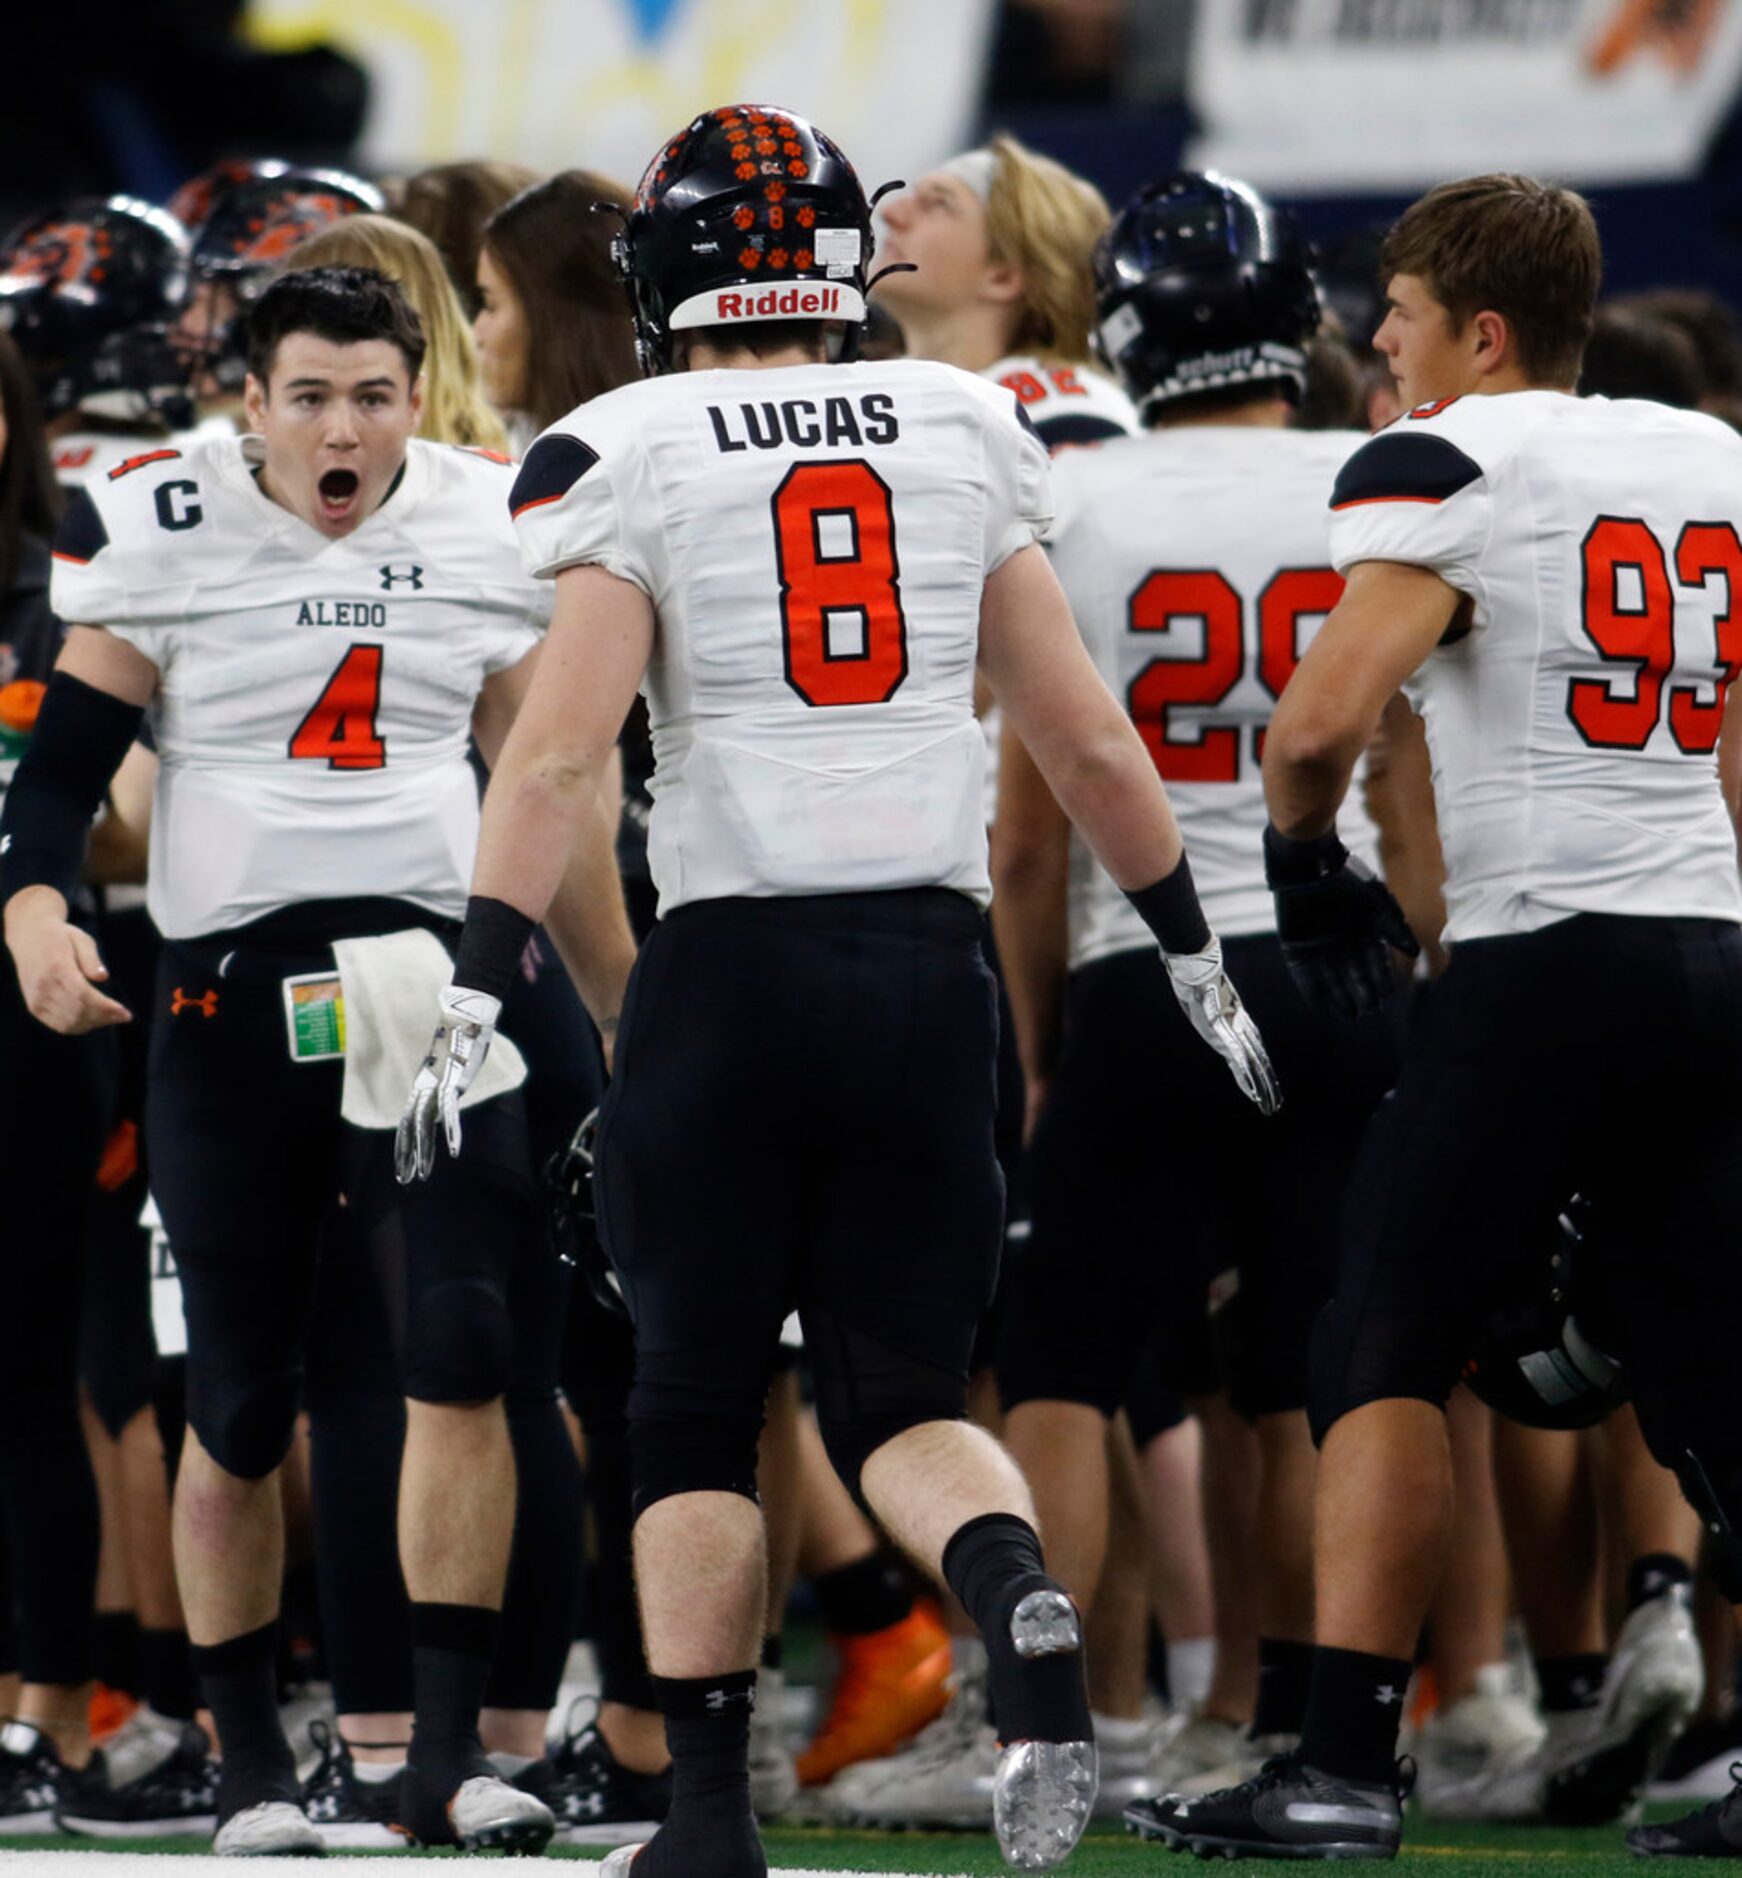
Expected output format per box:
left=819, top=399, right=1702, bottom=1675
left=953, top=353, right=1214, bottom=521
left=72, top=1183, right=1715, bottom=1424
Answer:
left=0, top=1812, right=1687, bottom=1871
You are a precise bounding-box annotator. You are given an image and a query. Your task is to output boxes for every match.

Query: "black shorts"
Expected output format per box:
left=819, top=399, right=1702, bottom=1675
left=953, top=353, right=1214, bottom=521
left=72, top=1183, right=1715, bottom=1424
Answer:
left=594, top=890, right=1004, bottom=1431
left=1311, top=914, right=1742, bottom=1479
left=146, top=903, right=538, bottom=1456
left=999, top=936, right=1400, bottom=1422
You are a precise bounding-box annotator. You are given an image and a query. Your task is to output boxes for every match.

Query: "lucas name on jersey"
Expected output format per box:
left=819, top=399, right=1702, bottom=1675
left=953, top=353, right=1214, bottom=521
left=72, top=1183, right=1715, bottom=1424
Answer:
left=707, top=391, right=899, bottom=453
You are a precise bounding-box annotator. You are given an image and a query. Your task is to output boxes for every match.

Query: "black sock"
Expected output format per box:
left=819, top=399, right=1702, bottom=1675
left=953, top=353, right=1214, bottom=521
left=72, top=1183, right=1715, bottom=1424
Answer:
left=1535, top=1652, right=1608, bottom=1713
left=140, top=1627, right=199, bottom=1722
left=407, top=1602, right=498, bottom=1794
left=95, top=1612, right=140, bottom=1696
left=1299, top=1644, right=1412, bottom=1785
left=1252, top=1636, right=1315, bottom=1739
left=941, top=1512, right=1090, bottom=1746
left=632, top=1671, right=765, bottom=1878
left=1628, top=1552, right=1693, bottom=1613
left=814, top=1552, right=913, bottom=1636
left=759, top=1633, right=783, bottom=1673
left=190, top=1623, right=295, bottom=1819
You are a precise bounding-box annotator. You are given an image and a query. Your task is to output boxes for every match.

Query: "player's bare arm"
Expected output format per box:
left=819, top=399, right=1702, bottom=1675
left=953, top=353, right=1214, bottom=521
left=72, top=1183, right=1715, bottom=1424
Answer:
left=1719, top=681, right=1742, bottom=868
left=471, top=639, right=638, bottom=1055
left=1361, top=693, right=1449, bottom=973
left=988, top=718, right=1069, bottom=1139
left=1, top=624, right=158, bottom=1034
left=398, top=563, right=652, bottom=1178
left=1258, top=560, right=1450, bottom=1017
left=980, top=541, right=1278, bottom=1113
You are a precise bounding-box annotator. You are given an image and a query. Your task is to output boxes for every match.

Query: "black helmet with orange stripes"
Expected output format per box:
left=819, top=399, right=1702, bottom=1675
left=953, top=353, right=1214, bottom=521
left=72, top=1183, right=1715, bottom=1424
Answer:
left=616, top=104, right=876, bottom=374
left=0, top=195, right=192, bottom=422
left=1092, top=171, right=1321, bottom=416
left=165, top=157, right=292, bottom=243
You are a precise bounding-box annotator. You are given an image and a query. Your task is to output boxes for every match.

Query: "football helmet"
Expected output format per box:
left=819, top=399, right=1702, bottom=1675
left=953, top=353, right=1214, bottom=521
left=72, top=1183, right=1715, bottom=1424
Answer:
left=180, top=166, right=384, bottom=393
left=1461, top=1197, right=1628, bottom=1431
left=1092, top=171, right=1321, bottom=414
left=0, top=196, right=193, bottom=424
left=615, top=103, right=875, bottom=374
left=166, top=157, right=291, bottom=242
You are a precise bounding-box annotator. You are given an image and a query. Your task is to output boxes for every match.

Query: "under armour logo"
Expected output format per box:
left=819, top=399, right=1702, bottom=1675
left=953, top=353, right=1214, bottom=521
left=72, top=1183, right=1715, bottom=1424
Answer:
left=704, top=1687, right=755, bottom=1712
left=379, top=563, right=424, bottom=590
left=171, top=986, right=219, bottom=1018
left=1374, top=1684, right=1405, bottom=1707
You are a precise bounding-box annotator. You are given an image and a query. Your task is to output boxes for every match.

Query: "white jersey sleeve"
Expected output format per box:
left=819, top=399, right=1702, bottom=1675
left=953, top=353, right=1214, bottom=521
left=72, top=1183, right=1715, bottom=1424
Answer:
left=1331, top=392, right=1742, bottom=941
left=52, top=436, right=546, bottom=939
left=512, top=359, right=1052, bottom=914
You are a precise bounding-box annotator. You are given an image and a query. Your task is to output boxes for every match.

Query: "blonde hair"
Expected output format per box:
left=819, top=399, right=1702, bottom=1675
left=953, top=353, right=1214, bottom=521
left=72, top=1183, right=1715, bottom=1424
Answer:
left=982, top=134, right=1111, bottom=365
left=280, top=215, right=508, bottom=451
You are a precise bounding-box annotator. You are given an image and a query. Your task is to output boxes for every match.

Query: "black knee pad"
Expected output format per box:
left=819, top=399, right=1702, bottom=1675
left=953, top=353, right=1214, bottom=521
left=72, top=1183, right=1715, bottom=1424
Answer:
left=628, top=1413, right=763, bottom=1518
left=404, top=1277, right=512, bottom=1405
left=809, top=1313, right=969, bottom=1506
left=187, top=1363, right=302, bottom=1480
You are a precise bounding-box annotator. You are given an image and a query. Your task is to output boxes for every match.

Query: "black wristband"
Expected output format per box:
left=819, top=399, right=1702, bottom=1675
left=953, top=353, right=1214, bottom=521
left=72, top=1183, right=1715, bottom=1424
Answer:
left=1262, top=824, right=1348, bottom=888
left=1124, top=854, right=1212, bottom=956
left=451, top=895, right=536, bottom=1001
left=0, top=671, right=144, bottom=905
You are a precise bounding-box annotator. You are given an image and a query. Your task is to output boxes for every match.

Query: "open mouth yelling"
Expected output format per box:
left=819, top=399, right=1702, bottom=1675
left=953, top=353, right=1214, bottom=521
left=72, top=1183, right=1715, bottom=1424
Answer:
left=318, top=467, right=361, bottom=523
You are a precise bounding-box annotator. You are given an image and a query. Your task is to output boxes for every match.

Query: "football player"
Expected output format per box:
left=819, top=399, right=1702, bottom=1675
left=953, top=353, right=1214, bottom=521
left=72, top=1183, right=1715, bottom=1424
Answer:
left=1129, top=172, right=1742, bottom=1864
left=398, top=103, right=1276, bottom=1878
left=0, top=264, right=634, bottom=1856
left=992, top=171, right=1401, bottom=1813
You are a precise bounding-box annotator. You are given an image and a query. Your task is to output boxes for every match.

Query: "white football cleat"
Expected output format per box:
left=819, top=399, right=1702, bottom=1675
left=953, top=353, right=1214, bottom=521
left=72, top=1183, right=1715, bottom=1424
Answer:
left=444, top=1773, right=555, bottom=1853
left=212, top=1799, right=326, bottom=1856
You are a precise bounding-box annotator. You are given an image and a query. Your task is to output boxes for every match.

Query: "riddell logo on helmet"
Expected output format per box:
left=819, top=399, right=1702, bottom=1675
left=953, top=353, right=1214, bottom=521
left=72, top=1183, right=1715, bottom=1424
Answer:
left=715, top=286, right=843, bottom=319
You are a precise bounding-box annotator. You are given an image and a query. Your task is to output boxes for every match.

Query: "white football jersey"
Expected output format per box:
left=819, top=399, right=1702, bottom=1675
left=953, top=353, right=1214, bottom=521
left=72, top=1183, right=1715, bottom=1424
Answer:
left=512, top=360, right=1052, bottom=914
left=51, top=434, right=546, bottom=939
left=1330, top=392, right=1742, bottom=943
left=53, top=416, right=233, bottom=492
left=978, top=358, right=1138, bottom=827
left=1047, top=426, right=1376, bottom=966
left=985, top=355, right=1139, bottom=450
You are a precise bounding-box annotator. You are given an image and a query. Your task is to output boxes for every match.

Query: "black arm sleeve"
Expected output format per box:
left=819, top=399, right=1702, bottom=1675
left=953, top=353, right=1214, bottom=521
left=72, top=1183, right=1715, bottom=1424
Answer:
left=0, top=671, right=145, bottom=904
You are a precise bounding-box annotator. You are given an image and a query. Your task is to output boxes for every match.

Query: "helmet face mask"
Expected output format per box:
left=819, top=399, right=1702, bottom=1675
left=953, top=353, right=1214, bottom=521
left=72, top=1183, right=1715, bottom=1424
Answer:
left=618, top=104, right=875, bottom=375
left=1093, top=171, right=1323, bottom=416
left=0, top=196, right=192, bottom=424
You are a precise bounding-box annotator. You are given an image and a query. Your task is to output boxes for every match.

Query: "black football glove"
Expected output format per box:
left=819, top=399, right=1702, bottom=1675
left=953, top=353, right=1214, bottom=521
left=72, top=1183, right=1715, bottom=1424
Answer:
left=1263, top=825, right=1419, bottom=1020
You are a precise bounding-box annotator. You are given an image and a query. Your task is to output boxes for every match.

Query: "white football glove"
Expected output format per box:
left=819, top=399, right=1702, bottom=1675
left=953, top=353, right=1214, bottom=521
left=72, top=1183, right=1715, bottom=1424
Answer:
left=394, top=985, right=503, bottom=1184
left=1163, top=938, right=1282, bottom=1115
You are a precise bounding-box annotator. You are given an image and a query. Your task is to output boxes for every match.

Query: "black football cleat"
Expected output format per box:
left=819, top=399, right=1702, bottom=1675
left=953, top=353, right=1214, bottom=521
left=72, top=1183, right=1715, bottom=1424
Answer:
left=1628, top=1766, right=1742, bottom=1857
left=1125, top=1752, right=1407, bottom=1860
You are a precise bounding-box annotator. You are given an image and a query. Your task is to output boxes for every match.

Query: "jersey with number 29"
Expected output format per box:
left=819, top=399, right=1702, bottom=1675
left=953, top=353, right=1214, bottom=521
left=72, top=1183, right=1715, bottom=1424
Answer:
left=1330, top=392, right=1742, bottom=943
left=511, top=360, right=1052, bottom=913
left=49, top=434, right=545, bottom=939
left=1048, top=426, right=1374, bottom=965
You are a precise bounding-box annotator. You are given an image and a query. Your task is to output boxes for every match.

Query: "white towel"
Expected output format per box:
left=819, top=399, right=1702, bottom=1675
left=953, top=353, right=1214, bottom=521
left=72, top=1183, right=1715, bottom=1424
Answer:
left=333, top=928, right=527, bottom=1131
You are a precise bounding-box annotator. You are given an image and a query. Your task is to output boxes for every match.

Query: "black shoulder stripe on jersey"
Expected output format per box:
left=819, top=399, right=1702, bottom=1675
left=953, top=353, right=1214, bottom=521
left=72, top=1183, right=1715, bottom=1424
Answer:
left=509, top=435, right=601, bottom=519
left=1032, top=412, right=1127, bottom=448
left=52, top=489, right=110, bottom=567
left=1011, top=397, right=1040, bottom=441
left=1330, top=431, right=1483, bottom=512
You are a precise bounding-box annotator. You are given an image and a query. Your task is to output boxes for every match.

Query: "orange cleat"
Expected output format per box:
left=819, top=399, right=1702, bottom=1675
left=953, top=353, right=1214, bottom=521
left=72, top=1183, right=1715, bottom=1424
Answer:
left=795, top=1601, right=953, bottom=1786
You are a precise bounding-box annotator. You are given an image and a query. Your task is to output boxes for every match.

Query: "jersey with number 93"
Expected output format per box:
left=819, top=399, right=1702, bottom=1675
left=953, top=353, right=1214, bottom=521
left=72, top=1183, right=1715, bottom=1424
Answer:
left=511, top=360, right=1052, bottom=914
left=1330, top=391, right=1742, bottom=943
left=49, top=434, right=546, bottom=939
left=1047, top=426, right=1375, bottom=966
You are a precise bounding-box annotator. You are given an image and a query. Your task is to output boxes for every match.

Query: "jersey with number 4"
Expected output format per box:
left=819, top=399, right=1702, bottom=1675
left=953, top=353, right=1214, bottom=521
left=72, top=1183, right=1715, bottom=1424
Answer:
left=511, top=360, right=1052, bottom=913
left=50, top=434, right=545, bottom=939
left=1330, top=392, right=1742, bottom=943
left=1047, top=426, right=1373, bottom=965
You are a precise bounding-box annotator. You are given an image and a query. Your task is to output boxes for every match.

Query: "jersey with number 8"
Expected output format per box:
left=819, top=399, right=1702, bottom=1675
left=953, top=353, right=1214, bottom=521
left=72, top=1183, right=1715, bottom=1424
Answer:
left=1330, top=391, right=1742, bottom=942
left=48, top=434, right=546, bottom=938
left=511, top=360, right=1051, bottom=914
